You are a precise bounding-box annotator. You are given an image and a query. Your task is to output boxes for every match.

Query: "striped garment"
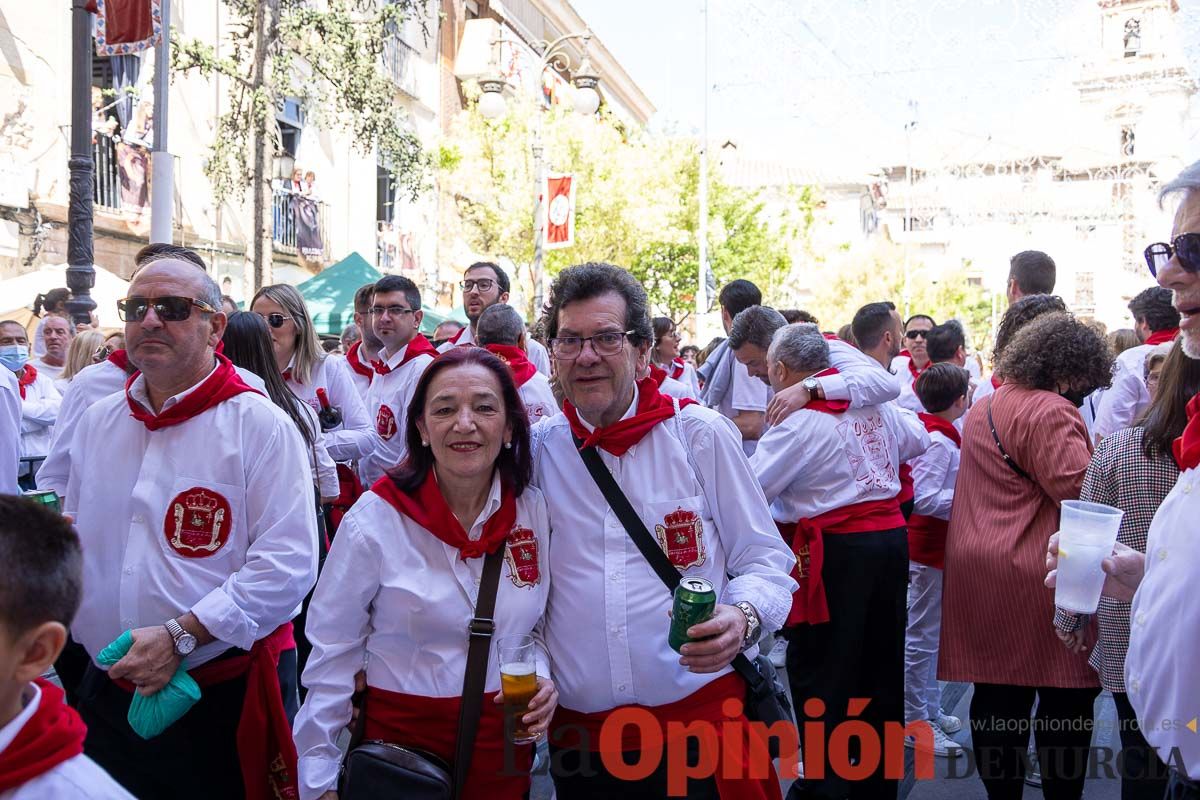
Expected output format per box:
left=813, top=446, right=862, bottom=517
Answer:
left=1053, top=426, right=1179, bottom=691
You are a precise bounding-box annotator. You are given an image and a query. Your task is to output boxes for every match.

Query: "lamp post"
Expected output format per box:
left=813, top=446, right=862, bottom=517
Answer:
left=66, top=0, right=97, bottom=327
left=477, top=31, right=601, bottom=313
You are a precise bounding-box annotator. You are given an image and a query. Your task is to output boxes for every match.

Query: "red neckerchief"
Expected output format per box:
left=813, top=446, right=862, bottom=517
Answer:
left=907, top=356, right=927, bottom=385
left=800, top=367, right=850, bottom=414
left=281, top=369, right=293, bottom=382
left=125, top=353, right=260, bottom=431
left=1146, top=328, right=1179, bottom=346
left=669, top=357, right=686, bottom=380
left=0, top=680, right=87, bottom=793
left=483, top=344, right=536, bottom=388
left=918, top=412, right=962, bottom=448
left=372, top=335, right=437, bottom=376
left=372, top=470, right=517, bottom=560
left=449, top=327, right=468, bottom=344
left=564, top=377, right=696, bottom=457
left=345, top=341, right=374, bottom=384
left=647, top=363, right=669, bottom=387
left=1174, top=393, right=1200, bottom=471
left=991, top=374, right=1002, bottom=390
left=16, top=363, right=36, bottom=400
left=823, top=333, right=839, bottom=341
left=107, top=348, right=130, bottom=371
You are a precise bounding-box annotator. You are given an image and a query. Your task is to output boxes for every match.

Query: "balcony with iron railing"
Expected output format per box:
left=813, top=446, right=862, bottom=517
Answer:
left=273, top=188, right=330, bottom=262
left=93, top=132, right=123, bottom=211
left=382, top=34, right=420, bottom=98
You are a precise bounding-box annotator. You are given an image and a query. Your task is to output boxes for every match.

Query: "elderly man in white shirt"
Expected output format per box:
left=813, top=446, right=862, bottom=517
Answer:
left=475, top=302, right=559, bottom=424
left=40, top=249, right=318, bottom=800
left=0, top=321, right=60, bottom=489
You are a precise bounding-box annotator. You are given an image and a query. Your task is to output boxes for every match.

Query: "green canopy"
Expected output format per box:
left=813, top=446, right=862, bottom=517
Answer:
left=296, top=252, right=381, bottom=337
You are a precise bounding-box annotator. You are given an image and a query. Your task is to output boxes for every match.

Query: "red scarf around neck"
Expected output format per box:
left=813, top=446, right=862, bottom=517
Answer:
left=918, top=411, right=962, bottom=448
left=1146, top=328, right=1180, bottom=347
left=647, top=363, right=669, bottom=388
left=0, top=679, right=87, bottom=792
left=107, top=348, right=131, bottom=372
left=669, top=357, right=686, bottom=380
left=990, top=374, right=1002, bottom=390
left=125, top=353, right=260, bottom=431
left=1174, top=393, right=1200, bottom=472
left=372, top=470, right=517, bottom=560
left=16, top=364, right=36, bottom=399
left=345, top=341, right=375, bottom=383
left=564, top=376, right=695, bottom=457
left=800, top=367, right=850, bottom=415
left=449, top=326, right=468, bottom=345
left=907, top=355, right=927, bottom=384
left=372, top=334, right=437, bottom=376
left=483, top=344, right=537, bottom=388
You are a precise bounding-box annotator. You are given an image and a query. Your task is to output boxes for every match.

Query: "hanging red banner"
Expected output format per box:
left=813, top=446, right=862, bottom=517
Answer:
left=94, top=0, right=162, bottom=56
left=543, top=173, right=575, bottom=251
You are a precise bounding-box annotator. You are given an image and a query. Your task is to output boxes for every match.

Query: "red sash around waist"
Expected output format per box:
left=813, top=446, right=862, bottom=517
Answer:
left=777, top=498, right=906, bottom=626
left=109, top=623, right=298, bottom=800
left=550, top=673, right=781, bottom=800
left=897, top=463, right=914, bottom=504
left=907, top=513, right=948, bottom=570
left=363, top=686, right=531, bottom=800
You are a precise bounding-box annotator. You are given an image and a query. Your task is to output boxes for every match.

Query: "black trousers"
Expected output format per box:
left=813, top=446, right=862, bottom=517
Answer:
left=785, top=527, right=909, bottom=800
left=76, top=648, right=297, bottom=800
left=969, top=682, right=1100, bottom=800
left=549, top=739, right=719, bottom=799
left=1112, top=691, right=1170, bottom=800
left=1167, top=770, right=1200, bottom=800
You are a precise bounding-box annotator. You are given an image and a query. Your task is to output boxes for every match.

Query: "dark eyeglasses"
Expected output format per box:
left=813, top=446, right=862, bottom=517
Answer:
left=905, top=330, right=928, bottom=340
left=1144, top=233, right=1200, bottom=277
left=117, top=296, right=218, bottom=322
left=369, top=305, right=416, bottom=317
left=255, top=312, right=293, bottom=329
left=92, top=344, right=114, bottom=363
left=460, top=278, right=496, bottom=293
left=549, top=330, right=634, bottom=360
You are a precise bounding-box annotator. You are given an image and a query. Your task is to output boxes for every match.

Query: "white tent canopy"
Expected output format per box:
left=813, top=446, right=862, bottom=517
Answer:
left=0, top=263, right=130, bottom=330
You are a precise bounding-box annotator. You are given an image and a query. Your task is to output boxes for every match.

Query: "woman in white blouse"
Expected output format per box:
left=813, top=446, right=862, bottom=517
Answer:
left=293, top=347, right=557, bottom=800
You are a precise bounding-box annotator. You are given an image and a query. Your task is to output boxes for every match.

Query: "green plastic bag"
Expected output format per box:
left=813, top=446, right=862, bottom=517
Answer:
left=96, top=630, right=202, bottom=739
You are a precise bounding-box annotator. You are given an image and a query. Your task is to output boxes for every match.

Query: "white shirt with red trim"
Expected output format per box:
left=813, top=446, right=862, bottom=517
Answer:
left=0, top=368, right=19, bottom=495
left=293, top=476, right=551, bottom=799
left=358, top=341, right=435, bottom=486
left=518, top=371, right=558, bottom=425
left=15, top=369, right=60, bottom=469
left=529, top=397, right=796, bottom=713
left=60, top=367, right=318, bottom=669
left=889, top=355, right=927, bottom=414
left=658, top=372, right=698, bottom=402
left=911, top=428, right=958, bottom=521
left=752, top=400, right=929, bottom=521
left=284, top=355, right=377, bottom=462
left=436, top=326, right=552, bottom=376
left=0, top=682, right=134, bottom=800
left=29, top=357, right=63, bottom=382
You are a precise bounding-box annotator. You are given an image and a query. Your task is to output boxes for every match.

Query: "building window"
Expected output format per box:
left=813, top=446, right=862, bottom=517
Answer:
left=1121, top=126, right=1135, bottom=157
left=1123, top=18, right=1140, bottom=57
left=1076, top=272, right=1095, bottom=311
left=276, top=97, right=305, bottom=158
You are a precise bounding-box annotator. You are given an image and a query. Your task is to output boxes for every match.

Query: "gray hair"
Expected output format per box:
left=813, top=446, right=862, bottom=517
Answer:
left=1159, top=159, right=1200, bottom=207
left=728, top=306, right=787, bottom=351
left=475, top=303, right=525, bottom=347
left=768, top=322, right=831, bottom=374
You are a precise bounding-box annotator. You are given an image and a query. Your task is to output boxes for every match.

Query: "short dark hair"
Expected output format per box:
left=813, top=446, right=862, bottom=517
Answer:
left=0, top=496, right=82, bottom=635
left=993, top=294, right=1067, bottom=364
left=465, top=261, right=510, bottom=295
left=543, top=262, right=653, bottom=348
left=680, top=345, right=700, bottom=359
left=1127, top=286, right=1181, bottom=333
left=373, top=274, right=421, bottom=314
left=134, top=243, right=207, bottom=271
left=927, top=320, right=966, bottom=363
left=998, top=312, right=1113, bottom=394
left=1009, top=250, right=1056, bottom=296
left=387, top=347, right=532, bottom=495
left=475, top=303, right=525, bottom=347
left=651, top=316, right=675, bottom=345
left=718, top=279, right=762, bottom=318
left=728, top=306, right=786, bottom=351
left=904, top=314, right=935, bottom=329
left=915, top=363, right=970, bottom=413
left=354, top=283, right=377, bottom=314
left=852, top=302, right=897, bottom=351
left=779, top=309, right=818, bottom=326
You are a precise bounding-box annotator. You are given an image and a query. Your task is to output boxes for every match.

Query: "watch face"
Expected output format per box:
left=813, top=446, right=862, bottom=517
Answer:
left=177, top=634, right=197, bottom=655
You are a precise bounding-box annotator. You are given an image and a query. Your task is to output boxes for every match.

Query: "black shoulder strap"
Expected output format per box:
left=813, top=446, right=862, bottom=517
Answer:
left=574, top=439, right=767, bottom=693
left=452, top=547, right=504, bottom=799
left=987, top=394, right=1033, bottom=482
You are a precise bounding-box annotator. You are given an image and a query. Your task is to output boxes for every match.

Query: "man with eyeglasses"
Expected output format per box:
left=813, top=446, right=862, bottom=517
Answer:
left=436, top=261, right=551, bottom=376
left=891, top=314, right=936, bottom=414
left=342, top=283, right=384, bottom=401
left=37, top=246, right=317, bottom=799
left=531, top=262, right=796, bottom=798
left=358, top=274, right=438, bottom=486
left=0, top=320, right=61, bottom=490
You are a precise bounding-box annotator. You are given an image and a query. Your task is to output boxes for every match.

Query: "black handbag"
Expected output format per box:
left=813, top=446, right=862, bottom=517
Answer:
left=338, top=547, right=504, bottom=800
left=574, top=440, right=794, bottom=757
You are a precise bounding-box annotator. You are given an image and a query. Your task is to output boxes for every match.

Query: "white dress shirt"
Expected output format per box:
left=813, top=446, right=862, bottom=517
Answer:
left=16, top=369, right=60, bottom=465
left=716, top=360, right=771, bottom=455
left=29, top=357, right=64, bottom=382
left=911, top=429, right=959, bottom=520
left=1126, top=462, right=1200, bottom=778
left=1094, top=343, right=1154, bottom=439
left=59, top=367, right=318, bottom=667
left=297, top=403, right=340, bottom=500
left=284, top=355, right=376, bottom=462
left=889, top=355, right=927, bottom=414
left=436, top=326, right=552, bottom=376
left=752, top=400, right=929, bottom=521
left=658, top=361, right=702, bottom=399
left=658, top=372, right=698, bottom=402
left=292, top=479, right=551, bottom=799
left=359, top=341, right=435, bottom=486
left=0, top=682, right=134, bottom=800
left=518, top=372, right=559, bottom=425
left=530, top=398, right=796, bottom=713
left=0, top=369, right=20, bottom=495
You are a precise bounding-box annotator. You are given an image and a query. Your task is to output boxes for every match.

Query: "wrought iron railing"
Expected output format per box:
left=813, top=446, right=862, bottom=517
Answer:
left=272, top=188, right=329, bottom=261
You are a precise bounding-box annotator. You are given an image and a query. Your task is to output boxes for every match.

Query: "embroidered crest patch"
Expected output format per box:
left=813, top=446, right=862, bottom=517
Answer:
left=164, top=487, right=233, bottom=558
left=376, top=404, right=397, bottom=440
left=655, top=506, right=706, bottom=570
left=504, top=526, right=540, bottom=588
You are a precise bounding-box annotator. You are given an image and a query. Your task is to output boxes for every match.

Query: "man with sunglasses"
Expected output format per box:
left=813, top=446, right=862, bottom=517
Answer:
left=358, top=274, right=438, bottom=486
left=436, top=261, right=551, bottom=376
left=38, top=250, right=318, bottom=800
left=0, top=320, right=61, bottom=490
left=891, top=314, right=936, bottom=414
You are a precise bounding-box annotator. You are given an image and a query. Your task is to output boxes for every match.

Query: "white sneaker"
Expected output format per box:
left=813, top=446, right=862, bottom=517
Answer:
left=936, top=712, right=962, bottom=734
left=905, top=722, right=964, bottom=758
left=768, top=636, right=788, bottom=668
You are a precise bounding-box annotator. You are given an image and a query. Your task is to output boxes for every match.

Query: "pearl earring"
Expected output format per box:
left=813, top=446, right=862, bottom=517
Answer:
left=421, top=440, right=429, bottom=447
left=504, top=441, right=512, bottom=449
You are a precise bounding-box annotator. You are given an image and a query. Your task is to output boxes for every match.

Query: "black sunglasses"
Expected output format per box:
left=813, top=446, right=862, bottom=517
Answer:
left=905, top=330, right=928, bottom=340
left=256, top=312, right=293, bottom=329
left=1144, top=233, right=1200, bottom=277
left=118, top=296, right=218, bottom=322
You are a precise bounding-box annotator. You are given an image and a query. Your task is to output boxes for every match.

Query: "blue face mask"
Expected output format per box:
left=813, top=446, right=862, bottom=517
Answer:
left=0, top=344, right=29, bottom=373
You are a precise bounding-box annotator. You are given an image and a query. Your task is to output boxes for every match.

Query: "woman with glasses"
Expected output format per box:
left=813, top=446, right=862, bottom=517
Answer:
left=293, top=347, right=557, bottom=800
left=251, top=284, right=374, bottom=463
left=650, top=317, right=700, bottom=399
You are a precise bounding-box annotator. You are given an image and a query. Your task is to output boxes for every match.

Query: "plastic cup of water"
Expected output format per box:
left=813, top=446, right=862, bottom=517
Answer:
left=1054, top=500, right=1125, bottom=614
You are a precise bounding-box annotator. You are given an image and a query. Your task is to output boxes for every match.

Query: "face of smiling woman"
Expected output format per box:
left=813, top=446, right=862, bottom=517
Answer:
left=415, top=363, right=512, bottom=485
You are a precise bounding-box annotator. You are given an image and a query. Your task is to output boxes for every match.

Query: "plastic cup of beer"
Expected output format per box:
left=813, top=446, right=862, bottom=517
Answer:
left=1054, top=500, right=1125, bottom=614
left=497, top=634, right=539, bottom=744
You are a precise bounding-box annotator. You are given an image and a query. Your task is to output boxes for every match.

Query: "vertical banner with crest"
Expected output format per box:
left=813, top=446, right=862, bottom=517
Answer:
left=543, top=173, right=576, bottom=251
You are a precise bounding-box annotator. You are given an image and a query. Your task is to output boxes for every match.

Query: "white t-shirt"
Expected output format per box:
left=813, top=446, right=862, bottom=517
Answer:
left=716, top=360, right=771, bottom=456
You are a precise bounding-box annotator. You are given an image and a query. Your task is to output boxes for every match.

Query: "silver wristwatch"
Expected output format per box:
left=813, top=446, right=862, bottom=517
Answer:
left=734, top=601, right=762, bottom=650
left=164, top=618, right=197, bottom=657
left=801, top=376, right=822, bottom=398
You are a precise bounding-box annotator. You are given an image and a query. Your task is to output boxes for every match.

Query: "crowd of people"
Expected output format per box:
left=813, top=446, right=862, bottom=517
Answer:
left=1, top=158, right=1199, bottom=800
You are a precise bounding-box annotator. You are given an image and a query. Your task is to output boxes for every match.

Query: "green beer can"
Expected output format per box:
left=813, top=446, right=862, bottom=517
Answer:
left=22, top=489, right=61, bottom=514
left=669, top=576, right=716, bottom=652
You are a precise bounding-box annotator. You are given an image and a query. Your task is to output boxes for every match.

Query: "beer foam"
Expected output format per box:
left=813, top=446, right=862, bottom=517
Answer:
left=501, top=661, right=535, bottom=677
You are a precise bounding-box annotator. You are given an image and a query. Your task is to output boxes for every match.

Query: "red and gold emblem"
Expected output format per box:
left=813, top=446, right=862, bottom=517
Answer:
left=376, top=404, right=397, bottom=440
left=163, top=487, right=233, bottom=558
left=655, top=506, right=706, bottom=570
left=795, top=544, right=810, bottom=579
left=504, top=526, right=540, bottom=588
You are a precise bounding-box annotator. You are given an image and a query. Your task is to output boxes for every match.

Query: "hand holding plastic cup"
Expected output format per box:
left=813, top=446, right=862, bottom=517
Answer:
left=1053, top=500, right=1125, bottom=614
